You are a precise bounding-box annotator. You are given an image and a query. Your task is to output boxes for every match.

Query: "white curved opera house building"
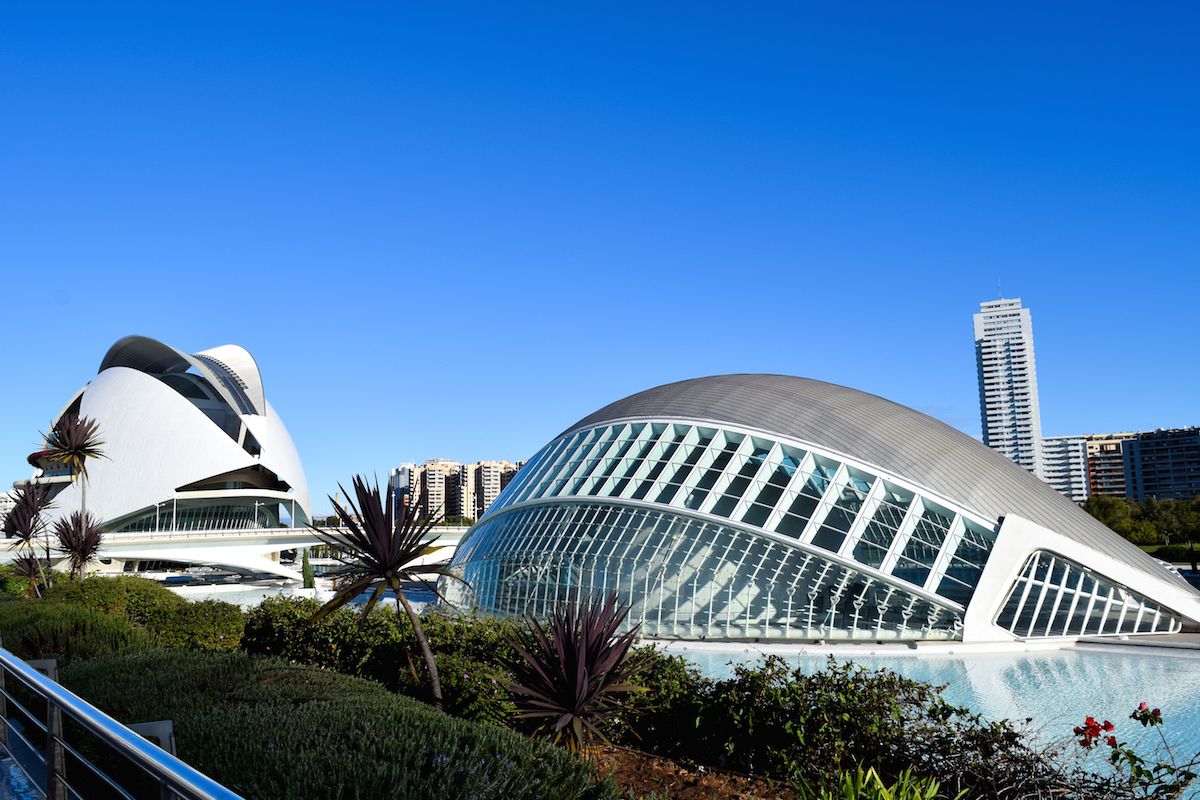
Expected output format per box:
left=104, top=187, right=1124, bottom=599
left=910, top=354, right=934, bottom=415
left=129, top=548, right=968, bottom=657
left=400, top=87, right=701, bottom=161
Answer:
left=444, top=375, right=1200, bottom=643
left=26, top=335, right=311, bottom=536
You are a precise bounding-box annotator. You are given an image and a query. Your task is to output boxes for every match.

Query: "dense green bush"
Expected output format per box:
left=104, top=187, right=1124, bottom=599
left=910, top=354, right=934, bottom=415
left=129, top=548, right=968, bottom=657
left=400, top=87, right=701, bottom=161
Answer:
left=415, top=609, right=523, bottom=665
left=62, top=650, right=617, bottom=800
left=0, top=602, right=152, bottom=665
left=0, top=564, right=34, bottom=599
left=243, top=594, right=401, bottom=673
left=616, top=653, right=936, bottom=780
left=392, top=651, right=515, bottom=725
left=45, top=575, right=187, bottom=623
left=152, top=599, right=245, bottom=651
left=42, top=576, right=244, bottom=650
left=614, top=650, right=1087, bottom=798
left=243, top=596, right=521, bottom=717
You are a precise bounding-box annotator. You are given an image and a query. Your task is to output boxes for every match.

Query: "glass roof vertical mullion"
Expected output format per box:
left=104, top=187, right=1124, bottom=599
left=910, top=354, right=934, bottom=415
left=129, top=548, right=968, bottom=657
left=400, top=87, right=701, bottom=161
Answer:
left=729, top=441, right=782, bottom=520
left=797, top=462, right=848, bottom=546
left=516, top=434, right=579, bottom=503
left=575, top=424, right=629, bottom=493
left=922, top=513, right=963, bottom=594
left=836, top=474, right=884, bottom=560
left=559, top=426, right=616, bottom=495
left=696, top=434, right=757, bottom=515
left=1039, top=559, right=1074, bottom=636
left=595, top=424, right=651, bottom=496
left=665, top=426, right=721, bottom=511
left=764, top=450, right=815, bottom=532
left=1022, top=556, right=1056, bottom=637
left=879, top=495, right=925, bottom=576
left=1060, top=571, right=1088, bottom=636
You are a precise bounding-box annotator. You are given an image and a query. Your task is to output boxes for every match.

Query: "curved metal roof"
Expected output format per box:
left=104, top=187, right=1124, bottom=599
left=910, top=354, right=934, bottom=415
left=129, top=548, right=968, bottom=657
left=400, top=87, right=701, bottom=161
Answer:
left=100, top=335, right=263, bottom=416
left=567, top=374, right=1188, bottom=588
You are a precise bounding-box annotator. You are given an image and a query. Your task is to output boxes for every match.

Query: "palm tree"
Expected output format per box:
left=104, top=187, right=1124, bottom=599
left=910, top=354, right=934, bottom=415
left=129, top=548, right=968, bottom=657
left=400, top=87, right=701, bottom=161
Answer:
left=3, top=483, right=54, bottom=596
left=36, top=413, right=105, bottom=587
left=40, top=413, right=105, bottom=516
left=10, top=555, right=44, bottom=599
left=53, top=511, right=104, bottom=581
left=307, top=475, right=463, bottom=710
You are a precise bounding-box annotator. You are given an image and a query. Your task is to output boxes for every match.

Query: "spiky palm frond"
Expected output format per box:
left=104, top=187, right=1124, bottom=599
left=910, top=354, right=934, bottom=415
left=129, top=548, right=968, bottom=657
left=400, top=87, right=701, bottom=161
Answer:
left=53, top=510, right=104, bottom=580
left=307, top=475, right=461, bottom=618
left=306, top=474, right=467, bottom=709
left=41, top=413, right=105, bottom=479
left=10, top=554, right=44, bottom=598
left=3, top=483, right=54, bottom=543
left=507, top=592, right=646, bottom=753
left=3, top=505, right=40, bottom=543
left=12, top=482, right=53, bottom=515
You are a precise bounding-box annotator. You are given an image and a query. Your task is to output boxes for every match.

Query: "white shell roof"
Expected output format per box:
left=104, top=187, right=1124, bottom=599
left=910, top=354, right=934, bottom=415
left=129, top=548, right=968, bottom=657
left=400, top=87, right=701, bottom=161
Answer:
left=42, top=335, right=310, bottom=526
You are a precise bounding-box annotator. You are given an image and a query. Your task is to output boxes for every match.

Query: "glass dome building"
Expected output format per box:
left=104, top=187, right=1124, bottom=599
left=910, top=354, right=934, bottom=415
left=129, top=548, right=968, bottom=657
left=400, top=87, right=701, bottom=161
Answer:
left=444, top=375, right=1200, bottom=643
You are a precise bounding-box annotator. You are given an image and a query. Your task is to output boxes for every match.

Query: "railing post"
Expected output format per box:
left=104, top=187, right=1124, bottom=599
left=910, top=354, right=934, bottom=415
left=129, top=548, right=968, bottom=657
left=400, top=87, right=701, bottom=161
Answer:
left=46, top=698, right=67, bottom=800
left=0, top=663, right=7, bottom=749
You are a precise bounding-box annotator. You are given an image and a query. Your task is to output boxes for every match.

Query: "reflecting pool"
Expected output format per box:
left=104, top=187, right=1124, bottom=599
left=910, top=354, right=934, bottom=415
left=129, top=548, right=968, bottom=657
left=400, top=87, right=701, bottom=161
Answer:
left=668, top=643, right=1200, bottom=759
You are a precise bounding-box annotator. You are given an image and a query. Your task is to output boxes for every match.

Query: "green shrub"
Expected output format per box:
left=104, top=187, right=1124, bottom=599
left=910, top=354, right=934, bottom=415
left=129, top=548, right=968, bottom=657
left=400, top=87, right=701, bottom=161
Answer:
left=62, top=650, right=617, bottom=800
left=43, top=576, right=242, bottom=651
left=44, top=575, right=187, bottom=624
left=0, top=564, right=33, bottom=599
left=243, top=595, right=401, bottom=674
left=391, top=652, right=515, bottom=725
left=414, top=610, right=523, bottom=667
left=243, top=598, right=523, bottom=715
left=152, top=599, right=245, bottom=651
left=614, top=653, right=1075, bottom=798
left=794, top=766, right=962, bottom=800
left=0, top=602, right=152, bottom=665
left=611, top=646, right=707, bottom=753
left=243, top=597, right=523, bottom=674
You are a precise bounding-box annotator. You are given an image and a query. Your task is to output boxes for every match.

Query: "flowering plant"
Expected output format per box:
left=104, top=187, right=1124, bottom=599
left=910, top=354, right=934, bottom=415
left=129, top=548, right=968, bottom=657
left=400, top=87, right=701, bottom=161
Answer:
left=1073, top=703, right=1198, bottom=797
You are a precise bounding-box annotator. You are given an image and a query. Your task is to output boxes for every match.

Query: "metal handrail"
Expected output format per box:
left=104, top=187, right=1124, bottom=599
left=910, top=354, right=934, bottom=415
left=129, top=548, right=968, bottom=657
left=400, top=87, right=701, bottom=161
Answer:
left=0, top=647, right=242, bottom=800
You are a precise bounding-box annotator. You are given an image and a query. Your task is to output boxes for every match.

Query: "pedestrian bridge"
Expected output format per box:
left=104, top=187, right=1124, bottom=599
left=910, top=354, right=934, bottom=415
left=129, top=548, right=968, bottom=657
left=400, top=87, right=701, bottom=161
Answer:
left=0, top=525, right=471, bottom=581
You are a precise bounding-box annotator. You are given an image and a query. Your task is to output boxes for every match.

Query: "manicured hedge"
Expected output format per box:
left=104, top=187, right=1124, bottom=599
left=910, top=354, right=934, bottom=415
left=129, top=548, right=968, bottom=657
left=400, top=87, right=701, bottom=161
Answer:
left=62, top=651, right=617, bottom=800
left=0, top=601, right=152, bottom=666
left=243, top=596, right=517, bottom=721
left=44, top=577, right=244, bottom=650
left=44, top=575, right=184, bottom=622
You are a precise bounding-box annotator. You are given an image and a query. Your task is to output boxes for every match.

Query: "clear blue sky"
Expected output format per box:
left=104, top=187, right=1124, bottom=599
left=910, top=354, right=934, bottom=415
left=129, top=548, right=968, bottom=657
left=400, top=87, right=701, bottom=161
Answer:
left=2, top=3, right=1197, bottom=514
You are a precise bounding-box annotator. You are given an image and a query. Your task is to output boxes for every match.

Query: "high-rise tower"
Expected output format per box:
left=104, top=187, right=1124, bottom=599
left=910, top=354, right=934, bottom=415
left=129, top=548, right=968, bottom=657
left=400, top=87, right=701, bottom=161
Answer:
left=974, top=298, right=1044, bottom=477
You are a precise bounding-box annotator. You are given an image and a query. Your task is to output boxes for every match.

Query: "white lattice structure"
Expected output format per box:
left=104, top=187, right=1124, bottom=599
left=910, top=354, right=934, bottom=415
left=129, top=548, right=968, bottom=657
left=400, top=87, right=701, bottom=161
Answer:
left=443, top=375, right=1200, bottom=643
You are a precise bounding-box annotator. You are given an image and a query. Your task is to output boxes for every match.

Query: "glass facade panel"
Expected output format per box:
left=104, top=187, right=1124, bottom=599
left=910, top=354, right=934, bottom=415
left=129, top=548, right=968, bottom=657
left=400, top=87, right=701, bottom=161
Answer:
left=464, top=419, right=1022, bottom=639
left=995, top=551, right=1183, bottom=638
left=445, top=502, right=963, bottom=641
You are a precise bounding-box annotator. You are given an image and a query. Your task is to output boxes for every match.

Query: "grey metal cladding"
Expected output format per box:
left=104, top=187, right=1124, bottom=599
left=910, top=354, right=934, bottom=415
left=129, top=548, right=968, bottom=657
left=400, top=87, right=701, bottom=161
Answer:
left=567, top=374, right=1191, bottom=590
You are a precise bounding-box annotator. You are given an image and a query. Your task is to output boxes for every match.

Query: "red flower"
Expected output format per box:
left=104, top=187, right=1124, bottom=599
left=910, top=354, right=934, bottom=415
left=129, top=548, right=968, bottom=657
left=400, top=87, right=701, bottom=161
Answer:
left=1073, top=715, right=1117, bottom=750
left=1105, top=735, right=1118, bottom=748
left=1131, top=703, right=1165, bottom=728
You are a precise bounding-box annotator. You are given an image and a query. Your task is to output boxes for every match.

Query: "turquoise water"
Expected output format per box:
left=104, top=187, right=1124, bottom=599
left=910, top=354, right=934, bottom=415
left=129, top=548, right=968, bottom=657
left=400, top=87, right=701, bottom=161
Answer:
left=672, top=644, right=1200, bottom=762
